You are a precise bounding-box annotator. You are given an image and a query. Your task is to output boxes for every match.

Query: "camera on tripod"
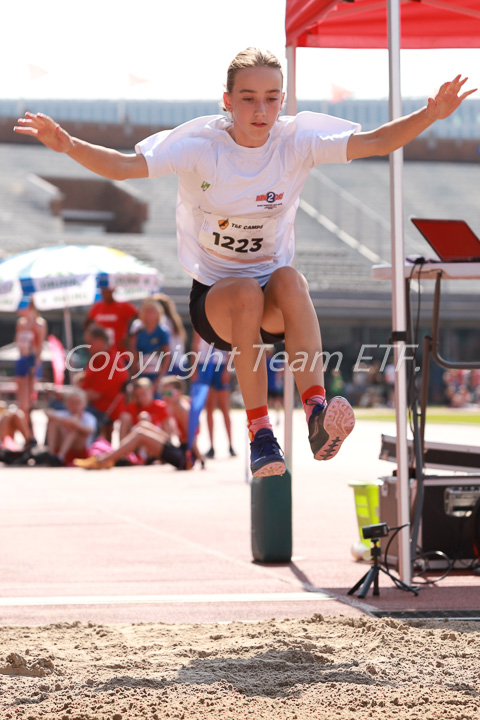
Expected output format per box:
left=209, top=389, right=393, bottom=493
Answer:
left=349, top=521, right=418, bottom=599
left=361, top=522, right=390, bottom=541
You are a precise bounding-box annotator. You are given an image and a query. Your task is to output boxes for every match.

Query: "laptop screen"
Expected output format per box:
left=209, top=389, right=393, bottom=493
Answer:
left=411, top=218, right=480, bottom=262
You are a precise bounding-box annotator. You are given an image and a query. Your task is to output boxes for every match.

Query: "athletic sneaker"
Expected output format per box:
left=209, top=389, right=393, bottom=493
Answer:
left=73, top=455, right=114, bottom=470
left=307, top=396, right=355, bottom=461
left=250, top=428, right=286, bottom=478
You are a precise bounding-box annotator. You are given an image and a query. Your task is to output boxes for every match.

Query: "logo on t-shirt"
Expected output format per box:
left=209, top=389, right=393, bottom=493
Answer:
left=201, top=180, right=211, bottom=192
left=256, top=190, right=284, bottom=209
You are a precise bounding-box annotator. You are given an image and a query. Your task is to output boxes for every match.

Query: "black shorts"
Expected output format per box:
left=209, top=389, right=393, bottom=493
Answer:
left=189, top=279, right=285, bottom=351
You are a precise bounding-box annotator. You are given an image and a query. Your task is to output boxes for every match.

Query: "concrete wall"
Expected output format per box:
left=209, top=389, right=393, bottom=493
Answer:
left=2, top=116, right=480, bottom=161
left=27, top=174, right=148, bottom=233
left=1, top=118, right=167, bottom=151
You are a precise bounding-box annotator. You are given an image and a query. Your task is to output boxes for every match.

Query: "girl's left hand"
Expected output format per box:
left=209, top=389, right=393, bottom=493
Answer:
left=426, top=75, right=477, bottom=120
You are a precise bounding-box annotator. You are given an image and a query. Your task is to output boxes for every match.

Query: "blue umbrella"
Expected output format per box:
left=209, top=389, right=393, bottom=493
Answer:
left=0, top=244, right=161, bottom=310
left=0, top=245, right=162, bottom=350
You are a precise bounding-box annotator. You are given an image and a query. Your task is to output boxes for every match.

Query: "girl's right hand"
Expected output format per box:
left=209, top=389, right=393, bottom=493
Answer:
left=13, top=112, right=74, bottom=153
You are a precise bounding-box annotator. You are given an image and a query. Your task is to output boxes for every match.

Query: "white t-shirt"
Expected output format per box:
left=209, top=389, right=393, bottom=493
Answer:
left=136, top=112, right=360, bottom=286
left=56, top=409, right=97, bottom=447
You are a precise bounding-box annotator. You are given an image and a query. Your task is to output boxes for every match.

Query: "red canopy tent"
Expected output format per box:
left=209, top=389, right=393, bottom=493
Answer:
left=284, top=0, right=480, bottom=584
left=286, top=0, right=480, bottom=49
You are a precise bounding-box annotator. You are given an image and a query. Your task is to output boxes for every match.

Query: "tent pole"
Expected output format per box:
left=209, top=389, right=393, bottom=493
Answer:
left=387, top=0, right=412, bottom=586
left=64, top=306, right=73, bottom=354
left=64, top=306, right=74, bottom=384
left=286, top=46, right=297, bottom=116
left=284, top=45, right=297, bottom=471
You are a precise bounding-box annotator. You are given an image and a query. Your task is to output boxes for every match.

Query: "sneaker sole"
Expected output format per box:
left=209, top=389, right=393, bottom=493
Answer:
left=314, top=396, right=355, bottom=461
left=252, top=460, right=287, bottom=478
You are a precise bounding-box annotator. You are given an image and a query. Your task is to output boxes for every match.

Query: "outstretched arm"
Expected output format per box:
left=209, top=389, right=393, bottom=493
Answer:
left=347, top=75, right=476, bottom=161
left=13, top=112, right=148, bottom=180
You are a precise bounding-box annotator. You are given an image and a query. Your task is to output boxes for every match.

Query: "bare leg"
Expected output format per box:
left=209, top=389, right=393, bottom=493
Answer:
left=15, top=376, right=31, bottom=415
left=261, top=268, right=354, bottom=461
left=0, top=415, right=9, bottom=444
left=46, top=419, right=61, bottom=455
left=216, top=388, right=233, bottom=446
left=95, top=425, right=170, bottom=467
left=47, top=419, right=81, bottom=460
left=261, top=266, right=324, bottom=397
left=57, top=430, right=83, bottom=462
left=10, top=409, right=34, bottom=444
left=205, top=277, right=267, bottom=410
left=206, top=389, right=216, bottom=449
left=100, top=422, right=113, bottom=443
left=119, top=412, right=133, bottom=441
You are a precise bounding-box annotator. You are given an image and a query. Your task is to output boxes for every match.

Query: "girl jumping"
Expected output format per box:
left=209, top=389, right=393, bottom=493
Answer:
left=14, top=48, right=475, bottom=477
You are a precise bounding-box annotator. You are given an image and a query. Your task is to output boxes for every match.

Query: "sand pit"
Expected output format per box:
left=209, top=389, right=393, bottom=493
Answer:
left=1, top=614, right=479, bottom=719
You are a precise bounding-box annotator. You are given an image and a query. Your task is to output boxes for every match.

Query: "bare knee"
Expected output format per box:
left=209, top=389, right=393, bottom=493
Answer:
left=135, top=421, right=152, bottom=433
left=269, top=266, right=309, bottom=298
left=230, top=278, right=264, bottom=314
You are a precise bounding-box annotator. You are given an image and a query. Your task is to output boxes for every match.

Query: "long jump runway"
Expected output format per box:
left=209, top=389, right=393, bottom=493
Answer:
left=0, top=458, right=363, bottom=625
left=1, top=412, right=478, bottom=626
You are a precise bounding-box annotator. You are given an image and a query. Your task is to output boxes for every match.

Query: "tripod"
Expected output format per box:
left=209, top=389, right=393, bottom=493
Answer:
left=348, top=539, right=418, bottom=599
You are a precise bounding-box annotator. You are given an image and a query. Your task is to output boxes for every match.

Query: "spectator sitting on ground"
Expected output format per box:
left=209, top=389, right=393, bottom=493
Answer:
left=74, top=375, right=203, bottom=470
left=75, top=325, right=130, bottom=440
left=128, top=298, right=170, bottom=389
left=73, top=418, right=185, bottom=470
left=160, top=375, right=203, bottom=466
left=44, top=388, right=97, bottom=466
left=0, top=402, right=37, bottom=449
left=85, top=286, right=137, bottom=352
left=119, top=377, right=171, bottom=441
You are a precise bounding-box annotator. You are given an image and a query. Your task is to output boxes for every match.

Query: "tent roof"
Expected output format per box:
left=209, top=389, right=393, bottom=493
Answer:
left=286, top=0, right=480, bottom=49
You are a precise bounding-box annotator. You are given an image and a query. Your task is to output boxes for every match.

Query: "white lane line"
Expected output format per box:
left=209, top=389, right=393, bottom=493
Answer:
left=0, top=592, right=333, bottom=607
left=43, top=496, right=377, bottom=615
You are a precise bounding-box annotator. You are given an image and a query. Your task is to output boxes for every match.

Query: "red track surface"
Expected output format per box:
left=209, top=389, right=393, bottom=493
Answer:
left=1, top=411, right=478, bottom=626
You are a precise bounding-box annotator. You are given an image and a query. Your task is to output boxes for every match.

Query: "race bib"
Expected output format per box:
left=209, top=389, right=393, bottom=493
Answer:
left=199, top=213, right=276, bottom=263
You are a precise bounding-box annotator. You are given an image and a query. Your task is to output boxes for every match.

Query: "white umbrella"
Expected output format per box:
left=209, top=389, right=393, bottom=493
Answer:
left=0, top=244, right=162, bottom=351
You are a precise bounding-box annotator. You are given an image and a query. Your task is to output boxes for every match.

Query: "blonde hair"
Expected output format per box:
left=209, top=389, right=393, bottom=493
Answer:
left=223, top=47, right=283, bottom=110
left=160, top=375, right=186, bottom=394
left=132, top=377, right=153, bottom=390
left=65, top=387, right=87, bottom=407
left=153, top=293, right=186, bottom=342
left=139, top=298, right=164, bottom=326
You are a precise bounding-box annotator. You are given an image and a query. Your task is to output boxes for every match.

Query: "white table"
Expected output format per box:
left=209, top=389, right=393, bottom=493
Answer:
left=373, top=260, right=480, bottom=371
left=372, top=260, right=480, bottom=281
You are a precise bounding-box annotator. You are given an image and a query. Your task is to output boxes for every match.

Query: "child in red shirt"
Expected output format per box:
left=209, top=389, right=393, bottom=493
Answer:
left=119, top=377, right=170, bottom=440
left=85, top=287, right=137, bottom=351
left=77, top=326, right=130, bottom=438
